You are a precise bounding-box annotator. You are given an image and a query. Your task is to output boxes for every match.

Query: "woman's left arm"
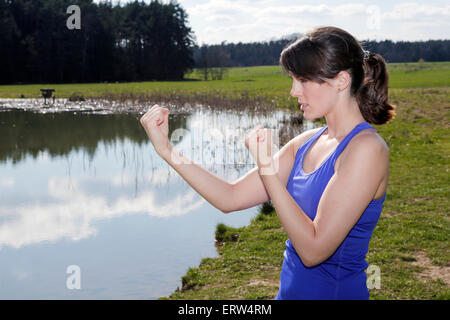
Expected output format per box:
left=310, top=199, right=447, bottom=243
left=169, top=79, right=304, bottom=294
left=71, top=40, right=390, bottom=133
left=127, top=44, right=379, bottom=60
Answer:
left=258, top=133, right=389, bottom=267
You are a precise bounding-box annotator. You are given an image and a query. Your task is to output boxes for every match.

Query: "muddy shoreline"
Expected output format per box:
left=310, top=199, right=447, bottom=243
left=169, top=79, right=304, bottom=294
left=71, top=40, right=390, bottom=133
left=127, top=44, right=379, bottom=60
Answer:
left=0, top=97, right=298, bottom=116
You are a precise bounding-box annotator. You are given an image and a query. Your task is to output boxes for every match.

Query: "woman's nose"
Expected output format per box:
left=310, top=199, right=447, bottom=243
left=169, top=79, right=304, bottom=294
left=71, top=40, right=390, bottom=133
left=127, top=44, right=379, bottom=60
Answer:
left=290, top=85, right=301, bottom=97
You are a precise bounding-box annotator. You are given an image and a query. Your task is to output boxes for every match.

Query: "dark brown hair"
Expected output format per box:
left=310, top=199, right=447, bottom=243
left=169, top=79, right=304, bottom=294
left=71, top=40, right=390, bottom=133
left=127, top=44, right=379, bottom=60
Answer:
left=280, top=26, right=395, bottom=125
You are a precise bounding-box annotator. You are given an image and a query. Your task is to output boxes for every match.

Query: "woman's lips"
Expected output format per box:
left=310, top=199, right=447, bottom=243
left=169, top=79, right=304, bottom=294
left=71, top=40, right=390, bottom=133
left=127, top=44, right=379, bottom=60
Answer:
left=300, top=104, right=309, bottom=110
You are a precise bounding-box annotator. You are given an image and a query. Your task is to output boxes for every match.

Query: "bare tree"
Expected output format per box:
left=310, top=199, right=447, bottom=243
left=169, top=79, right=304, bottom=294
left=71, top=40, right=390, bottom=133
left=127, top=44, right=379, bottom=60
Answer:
left=196, top=42, right=231, bottom=80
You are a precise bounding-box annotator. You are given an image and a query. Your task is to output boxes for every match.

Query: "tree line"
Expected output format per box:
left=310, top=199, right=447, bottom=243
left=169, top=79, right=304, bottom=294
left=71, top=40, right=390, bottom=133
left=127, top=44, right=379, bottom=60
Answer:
left=0, top=0, right=448, bottom=84
left=193, top=38, right=450, bottom=70
left=0, top=0, right=195, bottom=84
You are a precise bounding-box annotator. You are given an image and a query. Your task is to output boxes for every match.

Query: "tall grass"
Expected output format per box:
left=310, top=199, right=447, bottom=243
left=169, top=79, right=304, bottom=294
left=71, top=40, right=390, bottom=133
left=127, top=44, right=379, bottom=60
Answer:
left=1, top=62, right=449, bottom=108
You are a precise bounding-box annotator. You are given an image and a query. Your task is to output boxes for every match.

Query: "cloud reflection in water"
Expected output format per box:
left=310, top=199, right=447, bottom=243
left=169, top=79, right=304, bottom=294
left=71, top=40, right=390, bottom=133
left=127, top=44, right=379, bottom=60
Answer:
left=0, top=175, right=204, bottom=249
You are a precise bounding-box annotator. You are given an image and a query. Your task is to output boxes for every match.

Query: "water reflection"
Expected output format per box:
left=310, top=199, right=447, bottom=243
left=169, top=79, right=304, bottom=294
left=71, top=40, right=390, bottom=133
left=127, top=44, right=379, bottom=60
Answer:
left=0, top=103, right=310, bottom=299
left=0, top=175, right=205, bottom=248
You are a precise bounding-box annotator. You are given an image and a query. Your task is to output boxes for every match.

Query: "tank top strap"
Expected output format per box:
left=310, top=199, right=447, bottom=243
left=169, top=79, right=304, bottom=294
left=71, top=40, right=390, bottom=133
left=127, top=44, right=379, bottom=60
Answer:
left=303, top=125, right=329, bottom=150
left=331, top=122, right=374, bottom=159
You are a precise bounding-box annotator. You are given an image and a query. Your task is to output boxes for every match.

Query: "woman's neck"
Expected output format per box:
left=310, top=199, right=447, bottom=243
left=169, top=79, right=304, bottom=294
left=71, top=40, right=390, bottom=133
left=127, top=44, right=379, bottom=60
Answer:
left=324, top=96, right=366, bottom=140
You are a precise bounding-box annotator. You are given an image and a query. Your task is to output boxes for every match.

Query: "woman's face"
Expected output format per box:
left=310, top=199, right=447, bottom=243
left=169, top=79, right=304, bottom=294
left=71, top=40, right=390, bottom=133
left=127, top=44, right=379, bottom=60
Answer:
left=289, top=73, right=338, bottom=120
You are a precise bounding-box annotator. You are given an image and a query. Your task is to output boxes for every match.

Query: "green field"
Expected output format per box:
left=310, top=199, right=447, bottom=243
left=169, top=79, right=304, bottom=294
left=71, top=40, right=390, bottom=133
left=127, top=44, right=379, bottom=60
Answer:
left=1, top=62, right=449, bottom=111
left=1, top=62, right=449, bottom=300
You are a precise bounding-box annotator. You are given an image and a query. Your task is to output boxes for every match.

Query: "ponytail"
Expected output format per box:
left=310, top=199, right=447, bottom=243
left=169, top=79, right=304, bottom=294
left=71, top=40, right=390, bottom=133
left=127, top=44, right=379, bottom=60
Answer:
left=356, top=52, right=396, bottom=125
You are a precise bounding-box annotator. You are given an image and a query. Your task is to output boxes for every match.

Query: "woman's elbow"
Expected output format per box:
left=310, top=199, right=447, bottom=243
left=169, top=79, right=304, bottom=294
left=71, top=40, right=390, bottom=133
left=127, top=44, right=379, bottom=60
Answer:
left=301, top=255, right=320, bottom=268
left=302, top=257, right=322, bottom=268
left=298, top=248, right=328, bottom=268
left=220, top=204, right=235, bottom=214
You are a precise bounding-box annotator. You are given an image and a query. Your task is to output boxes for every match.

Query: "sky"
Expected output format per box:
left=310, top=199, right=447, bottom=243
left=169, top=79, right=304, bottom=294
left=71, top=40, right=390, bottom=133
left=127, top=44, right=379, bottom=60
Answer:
left=94, top=0, right=450, bottom=45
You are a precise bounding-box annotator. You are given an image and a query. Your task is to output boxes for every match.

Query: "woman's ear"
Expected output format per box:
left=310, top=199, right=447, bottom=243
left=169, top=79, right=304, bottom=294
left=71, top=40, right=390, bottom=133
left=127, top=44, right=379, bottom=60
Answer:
left=336, top=70, right=351, bottom=92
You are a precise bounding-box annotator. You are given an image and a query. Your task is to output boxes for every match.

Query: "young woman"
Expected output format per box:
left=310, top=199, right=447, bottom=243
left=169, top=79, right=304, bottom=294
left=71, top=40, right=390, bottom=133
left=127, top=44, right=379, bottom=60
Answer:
left=140, top=26, right=395, bottom=300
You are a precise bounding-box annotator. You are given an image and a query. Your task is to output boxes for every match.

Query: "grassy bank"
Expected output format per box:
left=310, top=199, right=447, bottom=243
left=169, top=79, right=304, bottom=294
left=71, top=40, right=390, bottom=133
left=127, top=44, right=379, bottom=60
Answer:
left=163, top=86, right=450, bottom=300
left=1, top=62, right=449, bottom=111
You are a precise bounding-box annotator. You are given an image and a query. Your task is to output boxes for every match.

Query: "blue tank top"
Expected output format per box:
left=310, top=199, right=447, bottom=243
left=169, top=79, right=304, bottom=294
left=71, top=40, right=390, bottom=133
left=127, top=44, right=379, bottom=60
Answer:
left=275, top=121, right=386, bottom=300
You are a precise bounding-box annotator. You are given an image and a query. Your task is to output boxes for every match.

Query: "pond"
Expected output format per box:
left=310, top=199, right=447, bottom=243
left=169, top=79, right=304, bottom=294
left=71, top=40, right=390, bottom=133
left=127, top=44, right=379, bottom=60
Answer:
left=0, top=99, right=311, bottom=299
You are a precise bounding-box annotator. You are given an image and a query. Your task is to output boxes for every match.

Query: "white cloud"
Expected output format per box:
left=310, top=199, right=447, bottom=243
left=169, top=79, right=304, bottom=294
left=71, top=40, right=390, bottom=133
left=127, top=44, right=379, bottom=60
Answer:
left=92, top=1, right=449, bottom=43
left=189, top=0, right=252, bottom=16
left=185, top=1, right=450, bottom=43
left=0, top=178, right=14, bottom=188
left=204, top=14, right=234, bottom=23
left=386, top=2, right=450, bottom=20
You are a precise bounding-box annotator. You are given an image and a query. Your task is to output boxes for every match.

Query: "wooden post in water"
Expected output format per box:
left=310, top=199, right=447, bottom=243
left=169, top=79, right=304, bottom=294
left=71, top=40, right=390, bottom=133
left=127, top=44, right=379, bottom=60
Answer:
left=40, top=89, right=55, bottom=104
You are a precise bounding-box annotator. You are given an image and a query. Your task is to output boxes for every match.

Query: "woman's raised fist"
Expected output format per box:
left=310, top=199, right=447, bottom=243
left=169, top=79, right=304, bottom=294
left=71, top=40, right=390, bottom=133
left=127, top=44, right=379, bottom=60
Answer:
left=140, top=105, right=171, bottom=155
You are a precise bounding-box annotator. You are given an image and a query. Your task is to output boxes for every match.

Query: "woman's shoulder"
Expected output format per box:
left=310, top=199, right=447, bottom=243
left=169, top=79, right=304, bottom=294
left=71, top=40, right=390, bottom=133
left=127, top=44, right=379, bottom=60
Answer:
left=352, top=128, right=389, bottom=153
left=336, top=128, right=389, bottom=199
left=291, top=126, right=323, bottom=154
left=340, top=128, right=389, bottom=167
